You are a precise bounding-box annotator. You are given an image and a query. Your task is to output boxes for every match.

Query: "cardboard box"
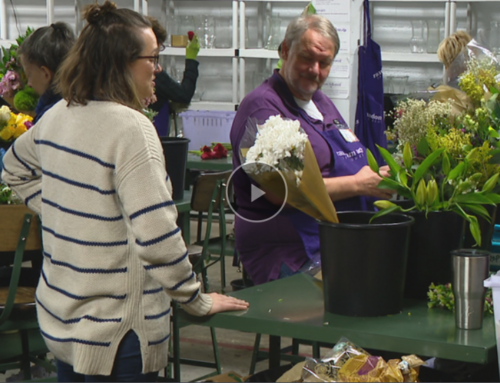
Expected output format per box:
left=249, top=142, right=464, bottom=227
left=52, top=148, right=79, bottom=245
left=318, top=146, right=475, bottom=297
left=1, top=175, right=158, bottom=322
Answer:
left=171, top=35, right=188, bottom=47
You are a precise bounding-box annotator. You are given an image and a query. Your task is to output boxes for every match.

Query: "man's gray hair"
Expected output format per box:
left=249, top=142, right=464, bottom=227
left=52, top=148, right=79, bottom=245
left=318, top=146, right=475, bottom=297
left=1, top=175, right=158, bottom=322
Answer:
left=284, top=14, right=340, bottom=57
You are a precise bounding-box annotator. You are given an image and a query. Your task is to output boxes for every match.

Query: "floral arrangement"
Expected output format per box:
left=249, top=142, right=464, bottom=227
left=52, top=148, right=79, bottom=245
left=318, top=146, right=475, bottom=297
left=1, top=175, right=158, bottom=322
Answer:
left=245, top=116, right=308, bottom=180
left=0, top=105, right=34, bottom=143
left=428, top=282, right=493, bottom=315
left=0, top=182, right=22, bottom=204
left=369, top=47, right=500, bottom=246
left=0, top=27, right=39, bottom=112
left=240, top=115, right=338, bottom=223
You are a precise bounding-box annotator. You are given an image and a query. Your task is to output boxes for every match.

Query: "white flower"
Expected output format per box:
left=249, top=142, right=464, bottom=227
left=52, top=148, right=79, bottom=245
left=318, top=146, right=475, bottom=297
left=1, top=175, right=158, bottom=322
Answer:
left=0, top=105, right=11, bottom=125
left=245, top=115, right=308, bottom=182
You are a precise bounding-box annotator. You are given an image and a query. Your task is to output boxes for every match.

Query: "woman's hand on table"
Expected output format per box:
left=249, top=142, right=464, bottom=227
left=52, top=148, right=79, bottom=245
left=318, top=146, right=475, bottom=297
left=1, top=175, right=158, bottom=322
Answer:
left=207, top=292, right=250, bottom=314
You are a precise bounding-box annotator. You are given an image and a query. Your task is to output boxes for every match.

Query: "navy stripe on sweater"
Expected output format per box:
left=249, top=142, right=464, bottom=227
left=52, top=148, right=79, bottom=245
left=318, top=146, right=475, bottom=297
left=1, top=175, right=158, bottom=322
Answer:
left=36, top=295, right=122, bottom=324
left=143, top=287, right=164, bottom=295
left=145, top=307, right=171, bottom=320
left=34, top=139, right=115, bottom=169
left=43, top=225, right=128, bottom=247
left=136, top=227, right=180, bottom=247
left=26, top=190, right=42, bottom=205
left=167, top=272, right=195, bottom=291
left=42, top=271, right=126, bottom=300
left=144, top=250, right=188, bottom=270
left=176, top=289, right=199, bottom=305
left=44, top=251, right=127, bottom=274
left=12, top=142, right=37, bottom=177
left=42, top=169, right=115, bottom=195
left=43, top=197, right=122, bottom=221
left=148, top=333, right=170, bottom=346
left=41, top=329, right=111, bottom=347
left=130, top=200, right=175, bottom=220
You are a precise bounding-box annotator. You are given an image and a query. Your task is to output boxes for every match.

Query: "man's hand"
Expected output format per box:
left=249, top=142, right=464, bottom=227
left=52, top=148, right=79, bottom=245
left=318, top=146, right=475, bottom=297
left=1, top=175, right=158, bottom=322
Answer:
left=186, top=34, right=200, bottom=60
left=206, top=292, right=249, bottom=315
left=353, top=165, right=395, bottom=200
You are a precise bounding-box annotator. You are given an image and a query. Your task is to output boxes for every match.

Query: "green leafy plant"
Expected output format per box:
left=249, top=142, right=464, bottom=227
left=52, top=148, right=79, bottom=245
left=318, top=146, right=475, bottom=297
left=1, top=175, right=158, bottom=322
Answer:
left=0, top=27, right=39, bottom=111
left=428, top=282, right=493, bottom=315
left=369, top=56, right=500, bottom=247
left=0, top=182, right=22, bottom=204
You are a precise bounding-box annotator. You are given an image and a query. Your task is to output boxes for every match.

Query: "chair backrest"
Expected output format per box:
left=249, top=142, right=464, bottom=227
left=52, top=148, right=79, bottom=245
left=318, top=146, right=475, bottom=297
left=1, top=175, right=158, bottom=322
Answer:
left=190, top=170, right=232, bottom=213
left=0, top=205, right=41, bottom=326
left=0, top=205, right=41, bottom=253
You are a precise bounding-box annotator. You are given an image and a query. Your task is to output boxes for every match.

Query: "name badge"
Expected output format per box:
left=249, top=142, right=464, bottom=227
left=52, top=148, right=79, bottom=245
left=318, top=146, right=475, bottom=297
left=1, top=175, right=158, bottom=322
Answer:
left=339, top=128, right=359, bottom=143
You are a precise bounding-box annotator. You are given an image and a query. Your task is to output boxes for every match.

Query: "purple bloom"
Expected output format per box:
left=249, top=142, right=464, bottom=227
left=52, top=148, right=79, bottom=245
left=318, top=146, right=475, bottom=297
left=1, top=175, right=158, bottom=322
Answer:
left=0, top=70, right=21, bottom=97
left=24, top=120, right=33, bottom=129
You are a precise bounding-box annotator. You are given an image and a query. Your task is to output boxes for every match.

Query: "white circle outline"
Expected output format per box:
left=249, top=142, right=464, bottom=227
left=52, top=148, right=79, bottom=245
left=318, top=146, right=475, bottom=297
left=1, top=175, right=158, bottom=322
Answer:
left=225, top=161, right=288, bottom=223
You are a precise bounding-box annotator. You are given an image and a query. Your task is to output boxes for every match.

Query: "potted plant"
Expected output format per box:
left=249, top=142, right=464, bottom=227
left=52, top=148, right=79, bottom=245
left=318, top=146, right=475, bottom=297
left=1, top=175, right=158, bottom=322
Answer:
left=0, top=27, right=38, bottom=113
left=368, top=54, right=500, bottom=298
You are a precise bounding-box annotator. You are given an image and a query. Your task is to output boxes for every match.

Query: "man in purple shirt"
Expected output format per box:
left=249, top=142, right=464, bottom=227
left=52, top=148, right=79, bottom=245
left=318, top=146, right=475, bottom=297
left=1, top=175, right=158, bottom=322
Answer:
left=230, top=14, right=393, bottom=285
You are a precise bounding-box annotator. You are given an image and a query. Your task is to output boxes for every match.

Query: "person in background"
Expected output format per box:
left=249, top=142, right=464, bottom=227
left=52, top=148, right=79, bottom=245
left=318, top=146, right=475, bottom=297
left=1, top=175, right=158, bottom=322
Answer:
left=437, top=30, right=473, bottom=70
left=230, top=14, right=394, bottom=285
left=1, top=2, right=248, bottom=381
left=17, top=22, right=76, bottom=123
left=147, top=16, right=200, bottom=136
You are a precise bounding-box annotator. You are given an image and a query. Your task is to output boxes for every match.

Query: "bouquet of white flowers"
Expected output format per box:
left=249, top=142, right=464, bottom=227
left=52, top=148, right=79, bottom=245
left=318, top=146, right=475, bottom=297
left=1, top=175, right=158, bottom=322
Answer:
left=240, top=115, right=338, bottom=223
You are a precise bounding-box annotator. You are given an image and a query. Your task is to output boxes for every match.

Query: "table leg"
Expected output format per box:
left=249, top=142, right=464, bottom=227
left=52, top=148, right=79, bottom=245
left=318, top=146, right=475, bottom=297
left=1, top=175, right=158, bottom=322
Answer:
left=269, top=335, right=281, bottom=369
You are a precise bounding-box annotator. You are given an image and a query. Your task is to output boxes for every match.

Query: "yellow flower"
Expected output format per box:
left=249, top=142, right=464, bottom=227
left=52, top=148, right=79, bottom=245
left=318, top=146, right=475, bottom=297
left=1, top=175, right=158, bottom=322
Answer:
left=0, top=125, right=15, bottom=141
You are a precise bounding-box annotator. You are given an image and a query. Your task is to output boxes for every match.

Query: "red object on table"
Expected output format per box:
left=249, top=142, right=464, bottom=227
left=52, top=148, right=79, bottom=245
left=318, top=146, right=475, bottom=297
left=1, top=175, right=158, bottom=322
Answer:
left=200, top=144, right=228, bottom=160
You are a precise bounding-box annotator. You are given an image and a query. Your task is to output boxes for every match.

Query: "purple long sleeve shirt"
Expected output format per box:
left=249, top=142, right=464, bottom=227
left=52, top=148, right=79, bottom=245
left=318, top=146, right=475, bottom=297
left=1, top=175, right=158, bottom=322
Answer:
left=230, top=70, right=352, bottom=285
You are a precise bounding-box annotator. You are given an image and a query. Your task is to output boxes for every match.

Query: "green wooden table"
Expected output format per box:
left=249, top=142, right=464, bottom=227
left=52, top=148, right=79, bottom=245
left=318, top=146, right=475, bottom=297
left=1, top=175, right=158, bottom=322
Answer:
left=179, top=273, right=497, bottom=367
left=187, top=153, right=233, bottom=172
left=174, top=190, right=191, bottom=243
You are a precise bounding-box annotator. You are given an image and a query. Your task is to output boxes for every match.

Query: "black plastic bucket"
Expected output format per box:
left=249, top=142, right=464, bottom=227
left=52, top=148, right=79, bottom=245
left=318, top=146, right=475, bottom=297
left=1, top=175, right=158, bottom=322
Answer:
left=319, top=211, right=414, bottom=317
left=160, top=137, right=190, bottom=201
left=403, top=210, right=465, bottom=299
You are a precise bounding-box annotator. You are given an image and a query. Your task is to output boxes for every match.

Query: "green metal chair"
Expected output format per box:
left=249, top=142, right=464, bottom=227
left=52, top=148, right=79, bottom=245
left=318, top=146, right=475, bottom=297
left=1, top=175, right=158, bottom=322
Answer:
left=0, top=206, right=55, bottom=380
left=167, top=171, right=233, bottom=382
left=190, top=170, right=233, bottom=291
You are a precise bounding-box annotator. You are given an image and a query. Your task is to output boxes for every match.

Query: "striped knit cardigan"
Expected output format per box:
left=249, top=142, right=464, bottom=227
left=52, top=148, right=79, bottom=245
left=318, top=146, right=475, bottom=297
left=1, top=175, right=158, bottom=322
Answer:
left=1, top=100, right=212, bottom=375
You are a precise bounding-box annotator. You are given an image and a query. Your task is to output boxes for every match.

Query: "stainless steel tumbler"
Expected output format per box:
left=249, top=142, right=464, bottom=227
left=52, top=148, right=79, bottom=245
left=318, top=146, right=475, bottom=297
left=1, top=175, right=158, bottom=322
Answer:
left=452, top=249, right=490, bottom=330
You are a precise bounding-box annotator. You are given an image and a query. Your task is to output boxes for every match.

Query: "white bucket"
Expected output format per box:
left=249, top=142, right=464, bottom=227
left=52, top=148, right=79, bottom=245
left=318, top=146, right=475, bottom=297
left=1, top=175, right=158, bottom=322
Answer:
left=483, top=271, right=500, bottom=377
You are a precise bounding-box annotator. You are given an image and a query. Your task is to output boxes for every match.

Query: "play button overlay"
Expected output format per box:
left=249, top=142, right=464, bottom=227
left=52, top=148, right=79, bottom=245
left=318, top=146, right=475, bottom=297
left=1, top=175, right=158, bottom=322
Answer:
left=226, top=161, right=288, bottom=223
left=250, top=184, right=266, bottom=202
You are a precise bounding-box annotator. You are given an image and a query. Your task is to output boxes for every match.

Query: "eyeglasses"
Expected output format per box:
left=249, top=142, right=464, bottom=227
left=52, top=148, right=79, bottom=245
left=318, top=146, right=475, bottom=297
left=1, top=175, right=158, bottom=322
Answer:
left=137, top=55, right=160, bottom=69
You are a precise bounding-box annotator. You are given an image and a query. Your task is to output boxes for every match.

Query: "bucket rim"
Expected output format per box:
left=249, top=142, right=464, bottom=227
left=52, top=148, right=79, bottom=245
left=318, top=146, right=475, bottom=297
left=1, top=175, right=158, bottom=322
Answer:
left=451, top=248, right=491, bottom=257
left=317, top=211, right=414, bottom=229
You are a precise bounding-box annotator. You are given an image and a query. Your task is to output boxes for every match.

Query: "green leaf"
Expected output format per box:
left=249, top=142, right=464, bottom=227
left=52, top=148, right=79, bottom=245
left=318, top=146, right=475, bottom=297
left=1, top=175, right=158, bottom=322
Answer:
left=413, top=148, right=445, bottom=184
left=417, top=138, right=430, bottom=157
left=376, top=144, right=401, bottom=173
left=397, top=169, right=408, bottom=187
left=447, top=162, right=465, bottom=181
left=403, top=142, right=413, bottom=170
left=366, top=149, right=379, bottom=173
left=369, top=205, right=402, bottom=223
left=459, top=203, right=491, bottom=221
left=482, top=173, right=499, bottom=193
left=453, top=193, right=496, bottom=205
left=483, top=193, right=500, bottom=204
left=488, top=127, right=500, bottom=139
left=468, top=216, right=482, bottom=247
left=442, top=152, right=451, bottom=176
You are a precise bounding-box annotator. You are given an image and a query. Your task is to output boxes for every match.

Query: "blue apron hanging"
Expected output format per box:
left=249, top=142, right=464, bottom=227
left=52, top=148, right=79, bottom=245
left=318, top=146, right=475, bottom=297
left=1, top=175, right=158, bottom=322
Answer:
left=153, top=101, right=170, bottom=137
left=354, top=0, right=387, bottom=166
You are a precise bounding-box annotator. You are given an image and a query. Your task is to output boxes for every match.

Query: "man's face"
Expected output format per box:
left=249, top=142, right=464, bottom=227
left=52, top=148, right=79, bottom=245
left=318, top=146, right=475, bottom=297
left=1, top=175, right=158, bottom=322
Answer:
left=280, top=29, right=336, bottom=101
